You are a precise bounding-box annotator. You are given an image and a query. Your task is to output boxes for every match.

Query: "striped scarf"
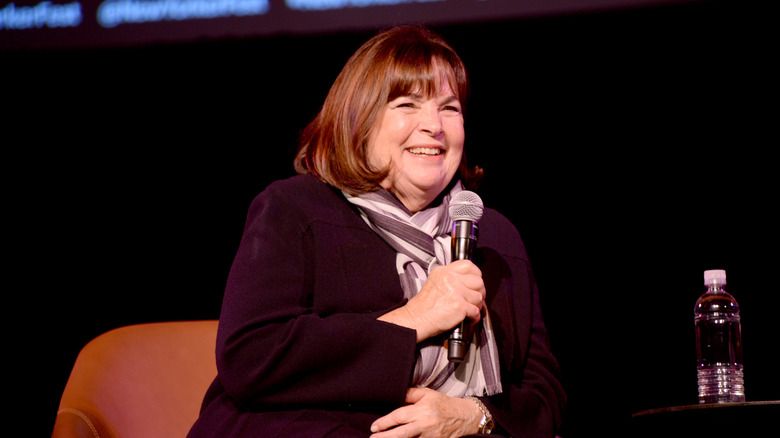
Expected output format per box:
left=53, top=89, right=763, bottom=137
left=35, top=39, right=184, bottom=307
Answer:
left=344, top=182, right=502, bottom=397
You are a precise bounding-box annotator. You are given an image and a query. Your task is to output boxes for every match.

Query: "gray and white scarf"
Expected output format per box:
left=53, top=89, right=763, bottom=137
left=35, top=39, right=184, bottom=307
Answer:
left=345, top=182, right=502, bottom=397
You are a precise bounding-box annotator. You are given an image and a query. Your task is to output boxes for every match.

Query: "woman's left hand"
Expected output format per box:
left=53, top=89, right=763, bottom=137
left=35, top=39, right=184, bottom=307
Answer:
left=370, top=388, right=482, bottom=438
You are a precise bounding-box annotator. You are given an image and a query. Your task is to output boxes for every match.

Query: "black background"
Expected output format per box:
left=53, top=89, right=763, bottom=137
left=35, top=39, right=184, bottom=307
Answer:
left=5, top=0, right=778, bottom=436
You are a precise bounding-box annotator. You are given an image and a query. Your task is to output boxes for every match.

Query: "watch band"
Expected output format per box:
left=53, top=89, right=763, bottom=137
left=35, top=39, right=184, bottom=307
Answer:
left=465, top=396, right=494, bottom=434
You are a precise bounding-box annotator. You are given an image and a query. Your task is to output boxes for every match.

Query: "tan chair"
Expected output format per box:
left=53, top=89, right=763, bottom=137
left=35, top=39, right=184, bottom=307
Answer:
left=52, top=320, right=218, bottom=438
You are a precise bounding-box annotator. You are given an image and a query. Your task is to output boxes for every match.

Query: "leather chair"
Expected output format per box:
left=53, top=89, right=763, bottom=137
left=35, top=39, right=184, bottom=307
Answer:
left=52, top=320, right=218, bottom=438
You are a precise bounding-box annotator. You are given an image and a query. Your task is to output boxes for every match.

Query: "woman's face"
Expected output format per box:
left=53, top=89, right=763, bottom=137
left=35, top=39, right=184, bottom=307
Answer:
left=367, top=77, right=464, bottom=213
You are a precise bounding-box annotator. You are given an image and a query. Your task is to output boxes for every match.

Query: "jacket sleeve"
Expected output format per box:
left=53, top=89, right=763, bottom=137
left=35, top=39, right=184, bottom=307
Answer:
left=477, top=213, right=567, bottom=438
left=214, top=179, right=418, bottom=409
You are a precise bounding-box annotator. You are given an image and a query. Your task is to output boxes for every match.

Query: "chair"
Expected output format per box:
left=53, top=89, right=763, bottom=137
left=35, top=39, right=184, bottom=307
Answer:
left=52, top=320, right=219, bottom=438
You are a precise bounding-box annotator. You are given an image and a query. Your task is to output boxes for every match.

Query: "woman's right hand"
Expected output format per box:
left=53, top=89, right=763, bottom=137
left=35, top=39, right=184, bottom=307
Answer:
left=378, top=260, right=486, bottom=342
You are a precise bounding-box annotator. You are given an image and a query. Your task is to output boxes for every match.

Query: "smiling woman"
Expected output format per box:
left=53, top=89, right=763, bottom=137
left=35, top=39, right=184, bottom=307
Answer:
left=293, top=25, right=479, bottom=197
left=366, top=80, right=465, bottom=213
left=186, top=25, right=566, bottom=438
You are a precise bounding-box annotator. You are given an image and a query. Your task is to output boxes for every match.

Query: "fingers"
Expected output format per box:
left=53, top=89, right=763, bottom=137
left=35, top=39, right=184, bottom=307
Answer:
left=378, top=261, right=486, bottom=342
left=404, top=387, right=428, bottom=404
left=408, top=262, right=485, bottom=337
left=371, top=388, right=480, bottom=438
left=370, top=405, right=417, bottom=437
left=445, top=261, right=485, bottom=296
left=370, top=389, right=431, bottom=436
left=446, top=259, right=479, bottom=273
left=431, top=261, right=486, bottom=306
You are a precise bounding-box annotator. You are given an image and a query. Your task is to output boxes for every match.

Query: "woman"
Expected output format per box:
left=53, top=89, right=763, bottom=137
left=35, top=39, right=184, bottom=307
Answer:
left=187, top=26, right=565, bottom=438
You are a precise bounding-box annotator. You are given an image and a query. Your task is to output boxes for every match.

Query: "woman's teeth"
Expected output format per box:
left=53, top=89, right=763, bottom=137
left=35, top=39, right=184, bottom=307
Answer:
left=408, top=147, right=441, bottom=156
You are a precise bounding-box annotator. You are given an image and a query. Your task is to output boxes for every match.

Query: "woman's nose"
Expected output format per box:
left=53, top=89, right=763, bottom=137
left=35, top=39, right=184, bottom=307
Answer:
left=418, top=105, right=443, bottom=136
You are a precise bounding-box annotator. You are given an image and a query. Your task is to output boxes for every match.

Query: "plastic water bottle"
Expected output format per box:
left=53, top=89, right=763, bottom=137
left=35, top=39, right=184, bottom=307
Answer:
left=694, top=269, right=745, bottom=404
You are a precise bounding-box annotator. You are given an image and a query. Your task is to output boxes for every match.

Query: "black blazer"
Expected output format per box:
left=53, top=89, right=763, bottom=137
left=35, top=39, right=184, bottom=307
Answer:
left=188, top=174, right=565, bottom=438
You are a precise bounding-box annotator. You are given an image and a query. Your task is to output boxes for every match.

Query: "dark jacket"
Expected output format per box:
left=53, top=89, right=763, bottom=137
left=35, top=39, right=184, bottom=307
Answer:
left=187, top=174, right=565, bottom=438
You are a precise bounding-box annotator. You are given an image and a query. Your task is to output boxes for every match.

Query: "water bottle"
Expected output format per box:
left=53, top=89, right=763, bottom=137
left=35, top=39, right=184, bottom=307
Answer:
left=694, top=269, right=745, bottom=404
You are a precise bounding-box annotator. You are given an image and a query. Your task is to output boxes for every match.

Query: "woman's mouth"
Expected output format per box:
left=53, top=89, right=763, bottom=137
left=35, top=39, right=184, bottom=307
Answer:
left=407, top=147, right=442, bottom=157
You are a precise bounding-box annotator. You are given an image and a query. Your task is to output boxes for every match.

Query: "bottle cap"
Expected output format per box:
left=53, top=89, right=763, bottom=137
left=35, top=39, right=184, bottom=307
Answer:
left=704, top=269, right=727, bottom=285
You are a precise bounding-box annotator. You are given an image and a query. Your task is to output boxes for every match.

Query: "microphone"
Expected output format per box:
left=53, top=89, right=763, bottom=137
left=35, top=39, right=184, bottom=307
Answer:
left=447, top=190, right=484, bottom=363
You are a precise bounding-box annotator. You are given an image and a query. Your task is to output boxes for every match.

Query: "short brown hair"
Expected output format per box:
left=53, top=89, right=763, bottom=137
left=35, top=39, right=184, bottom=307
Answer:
left=293, top=25, right=482, bottom=194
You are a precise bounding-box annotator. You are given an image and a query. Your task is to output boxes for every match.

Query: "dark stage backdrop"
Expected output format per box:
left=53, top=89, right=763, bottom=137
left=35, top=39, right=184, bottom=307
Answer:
left=3, top=0, right=685, bottom=50
left=6, top=1, right=777, bottom=436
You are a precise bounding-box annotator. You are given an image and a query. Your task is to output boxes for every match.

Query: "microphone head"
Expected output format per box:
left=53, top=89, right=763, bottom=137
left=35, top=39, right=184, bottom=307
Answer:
left=449, top=190, right=484, bottom=222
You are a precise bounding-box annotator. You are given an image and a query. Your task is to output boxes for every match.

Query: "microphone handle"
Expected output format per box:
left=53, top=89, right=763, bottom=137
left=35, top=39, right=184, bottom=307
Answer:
left=448, top=220, right=478, bottom=363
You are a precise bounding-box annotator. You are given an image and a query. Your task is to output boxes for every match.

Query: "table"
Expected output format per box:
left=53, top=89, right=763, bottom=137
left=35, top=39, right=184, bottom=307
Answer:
left=631, top=401, right=780, bottom=437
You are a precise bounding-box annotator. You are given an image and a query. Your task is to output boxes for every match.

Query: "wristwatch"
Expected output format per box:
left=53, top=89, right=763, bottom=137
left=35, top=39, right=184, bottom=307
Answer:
left=465, top=396, right=494, bottom=434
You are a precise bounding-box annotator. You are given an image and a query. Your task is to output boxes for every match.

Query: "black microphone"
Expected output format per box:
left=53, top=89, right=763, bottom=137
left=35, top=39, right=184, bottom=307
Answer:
left=447, top=190, right=484, bottom=363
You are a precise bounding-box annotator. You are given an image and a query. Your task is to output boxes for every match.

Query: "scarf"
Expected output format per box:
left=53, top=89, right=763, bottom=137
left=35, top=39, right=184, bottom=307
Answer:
left=344, top=182, right=502, bottom=397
